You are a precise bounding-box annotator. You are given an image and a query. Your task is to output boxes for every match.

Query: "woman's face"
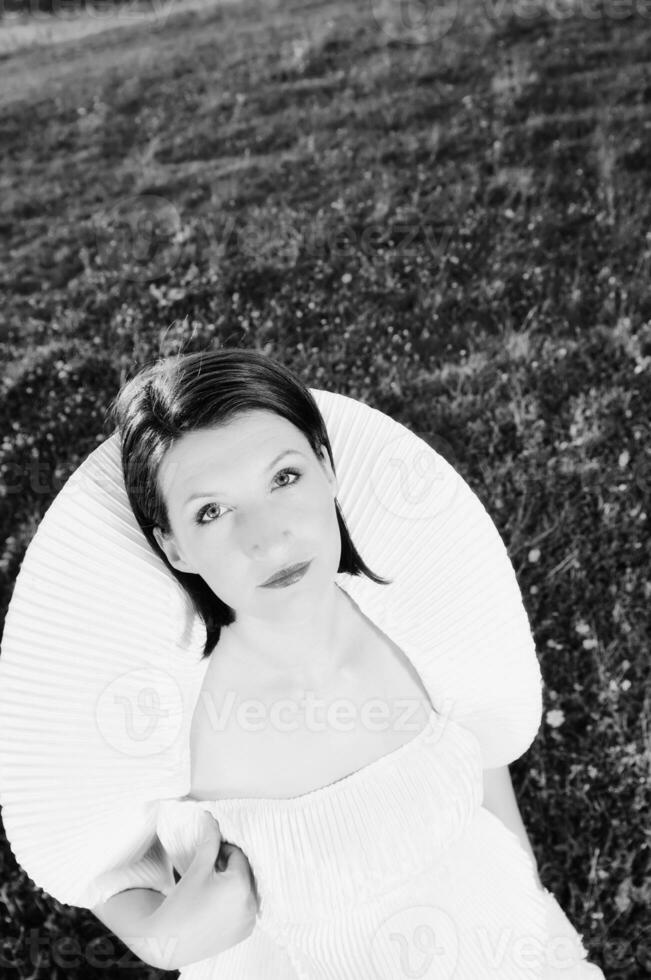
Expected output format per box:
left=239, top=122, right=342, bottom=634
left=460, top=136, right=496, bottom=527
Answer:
left=153, top=410, right=340, bottom=612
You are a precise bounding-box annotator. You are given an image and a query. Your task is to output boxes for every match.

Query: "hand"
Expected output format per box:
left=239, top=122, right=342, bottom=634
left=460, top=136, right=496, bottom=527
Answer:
left=150, top=812, right=258, bottom=970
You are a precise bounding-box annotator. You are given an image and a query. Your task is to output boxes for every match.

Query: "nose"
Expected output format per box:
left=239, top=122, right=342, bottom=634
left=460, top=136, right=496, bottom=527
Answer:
left=236, top=502, right=292, bottom=559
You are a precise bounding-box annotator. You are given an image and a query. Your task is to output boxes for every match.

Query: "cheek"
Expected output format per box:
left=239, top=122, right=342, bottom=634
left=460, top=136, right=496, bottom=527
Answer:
left=312, top=499, right=340, bottom=556
left=308, top=493, right=337, bottom=531
left=186, top=530, right=225, bottom=570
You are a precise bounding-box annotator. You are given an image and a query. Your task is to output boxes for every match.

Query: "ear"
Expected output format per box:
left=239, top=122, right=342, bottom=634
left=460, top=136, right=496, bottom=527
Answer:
left=152, top=525, right=195, bottom=574
left=318, top=445, right=339, bottom=500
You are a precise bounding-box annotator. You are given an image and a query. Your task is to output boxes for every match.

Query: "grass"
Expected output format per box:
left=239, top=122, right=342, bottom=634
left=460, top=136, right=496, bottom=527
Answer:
left=1, top=0, right=650, bottom=976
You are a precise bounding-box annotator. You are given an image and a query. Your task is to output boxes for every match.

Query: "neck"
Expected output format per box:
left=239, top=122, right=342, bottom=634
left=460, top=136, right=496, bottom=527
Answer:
left=221, top=582, right=355, bottom=686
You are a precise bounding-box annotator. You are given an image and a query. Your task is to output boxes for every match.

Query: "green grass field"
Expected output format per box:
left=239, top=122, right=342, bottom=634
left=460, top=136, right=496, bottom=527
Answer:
left=1, top=0, right=650, bottom=976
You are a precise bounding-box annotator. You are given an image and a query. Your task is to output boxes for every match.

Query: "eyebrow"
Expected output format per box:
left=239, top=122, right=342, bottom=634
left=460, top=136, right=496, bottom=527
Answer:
left=182, top=449, right=306, bottom=508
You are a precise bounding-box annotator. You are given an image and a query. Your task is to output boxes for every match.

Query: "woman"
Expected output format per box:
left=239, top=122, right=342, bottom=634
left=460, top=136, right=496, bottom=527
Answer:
left=0, top=348, right=606, bottom=979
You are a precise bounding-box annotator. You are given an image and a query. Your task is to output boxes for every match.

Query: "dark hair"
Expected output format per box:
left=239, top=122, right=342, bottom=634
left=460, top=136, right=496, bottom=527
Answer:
left=106, top=347, right=392, bottom=658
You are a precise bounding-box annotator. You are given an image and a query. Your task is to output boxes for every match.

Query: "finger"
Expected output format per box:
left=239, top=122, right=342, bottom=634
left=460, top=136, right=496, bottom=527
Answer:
left=192, top=821, right=223, bottom=865
left=214, top=842, right=231, bottom=872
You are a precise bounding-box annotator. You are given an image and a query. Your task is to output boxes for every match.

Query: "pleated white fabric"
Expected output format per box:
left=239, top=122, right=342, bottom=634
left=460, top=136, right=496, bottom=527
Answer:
left=0, top=387, right=605, bottom=978
left=157, top=709, right=604, bottom=980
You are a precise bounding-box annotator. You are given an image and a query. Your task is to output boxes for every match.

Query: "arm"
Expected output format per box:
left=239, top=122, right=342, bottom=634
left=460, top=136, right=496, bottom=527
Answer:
left=92, top=888, right=170, bottom=970
left=482, top=765, right=545, bottom=891
left=92, top=831, right=257, bottom=971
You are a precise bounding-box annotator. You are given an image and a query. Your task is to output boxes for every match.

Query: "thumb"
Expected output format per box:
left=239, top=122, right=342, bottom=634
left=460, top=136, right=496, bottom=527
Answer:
left=192, top=814, right=222, bottom=861
left=220, top=842, right=252, bottom=881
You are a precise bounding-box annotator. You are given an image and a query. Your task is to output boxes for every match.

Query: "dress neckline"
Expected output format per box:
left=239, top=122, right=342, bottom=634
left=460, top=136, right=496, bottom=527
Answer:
left=178, top=574, right=443, bottom=807
left=182, top=704, right=441, bottom=807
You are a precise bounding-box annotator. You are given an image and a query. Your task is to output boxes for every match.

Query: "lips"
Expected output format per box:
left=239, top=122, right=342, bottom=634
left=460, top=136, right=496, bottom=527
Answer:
left=261, top=561, right=311, bottom=586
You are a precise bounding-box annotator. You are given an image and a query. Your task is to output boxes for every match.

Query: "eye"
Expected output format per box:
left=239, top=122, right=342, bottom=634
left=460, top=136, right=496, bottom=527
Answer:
left=194, top=467, right=302, bottom=526
left=194, top=502, right=223, bottom=525
left=274, top=466, right=301, bottom=489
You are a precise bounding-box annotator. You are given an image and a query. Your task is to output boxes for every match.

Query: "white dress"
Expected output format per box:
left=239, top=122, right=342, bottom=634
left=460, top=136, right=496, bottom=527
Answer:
left=0, top=389, right=607, bottom=979
left=153, top=707, right=605, bottom=980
